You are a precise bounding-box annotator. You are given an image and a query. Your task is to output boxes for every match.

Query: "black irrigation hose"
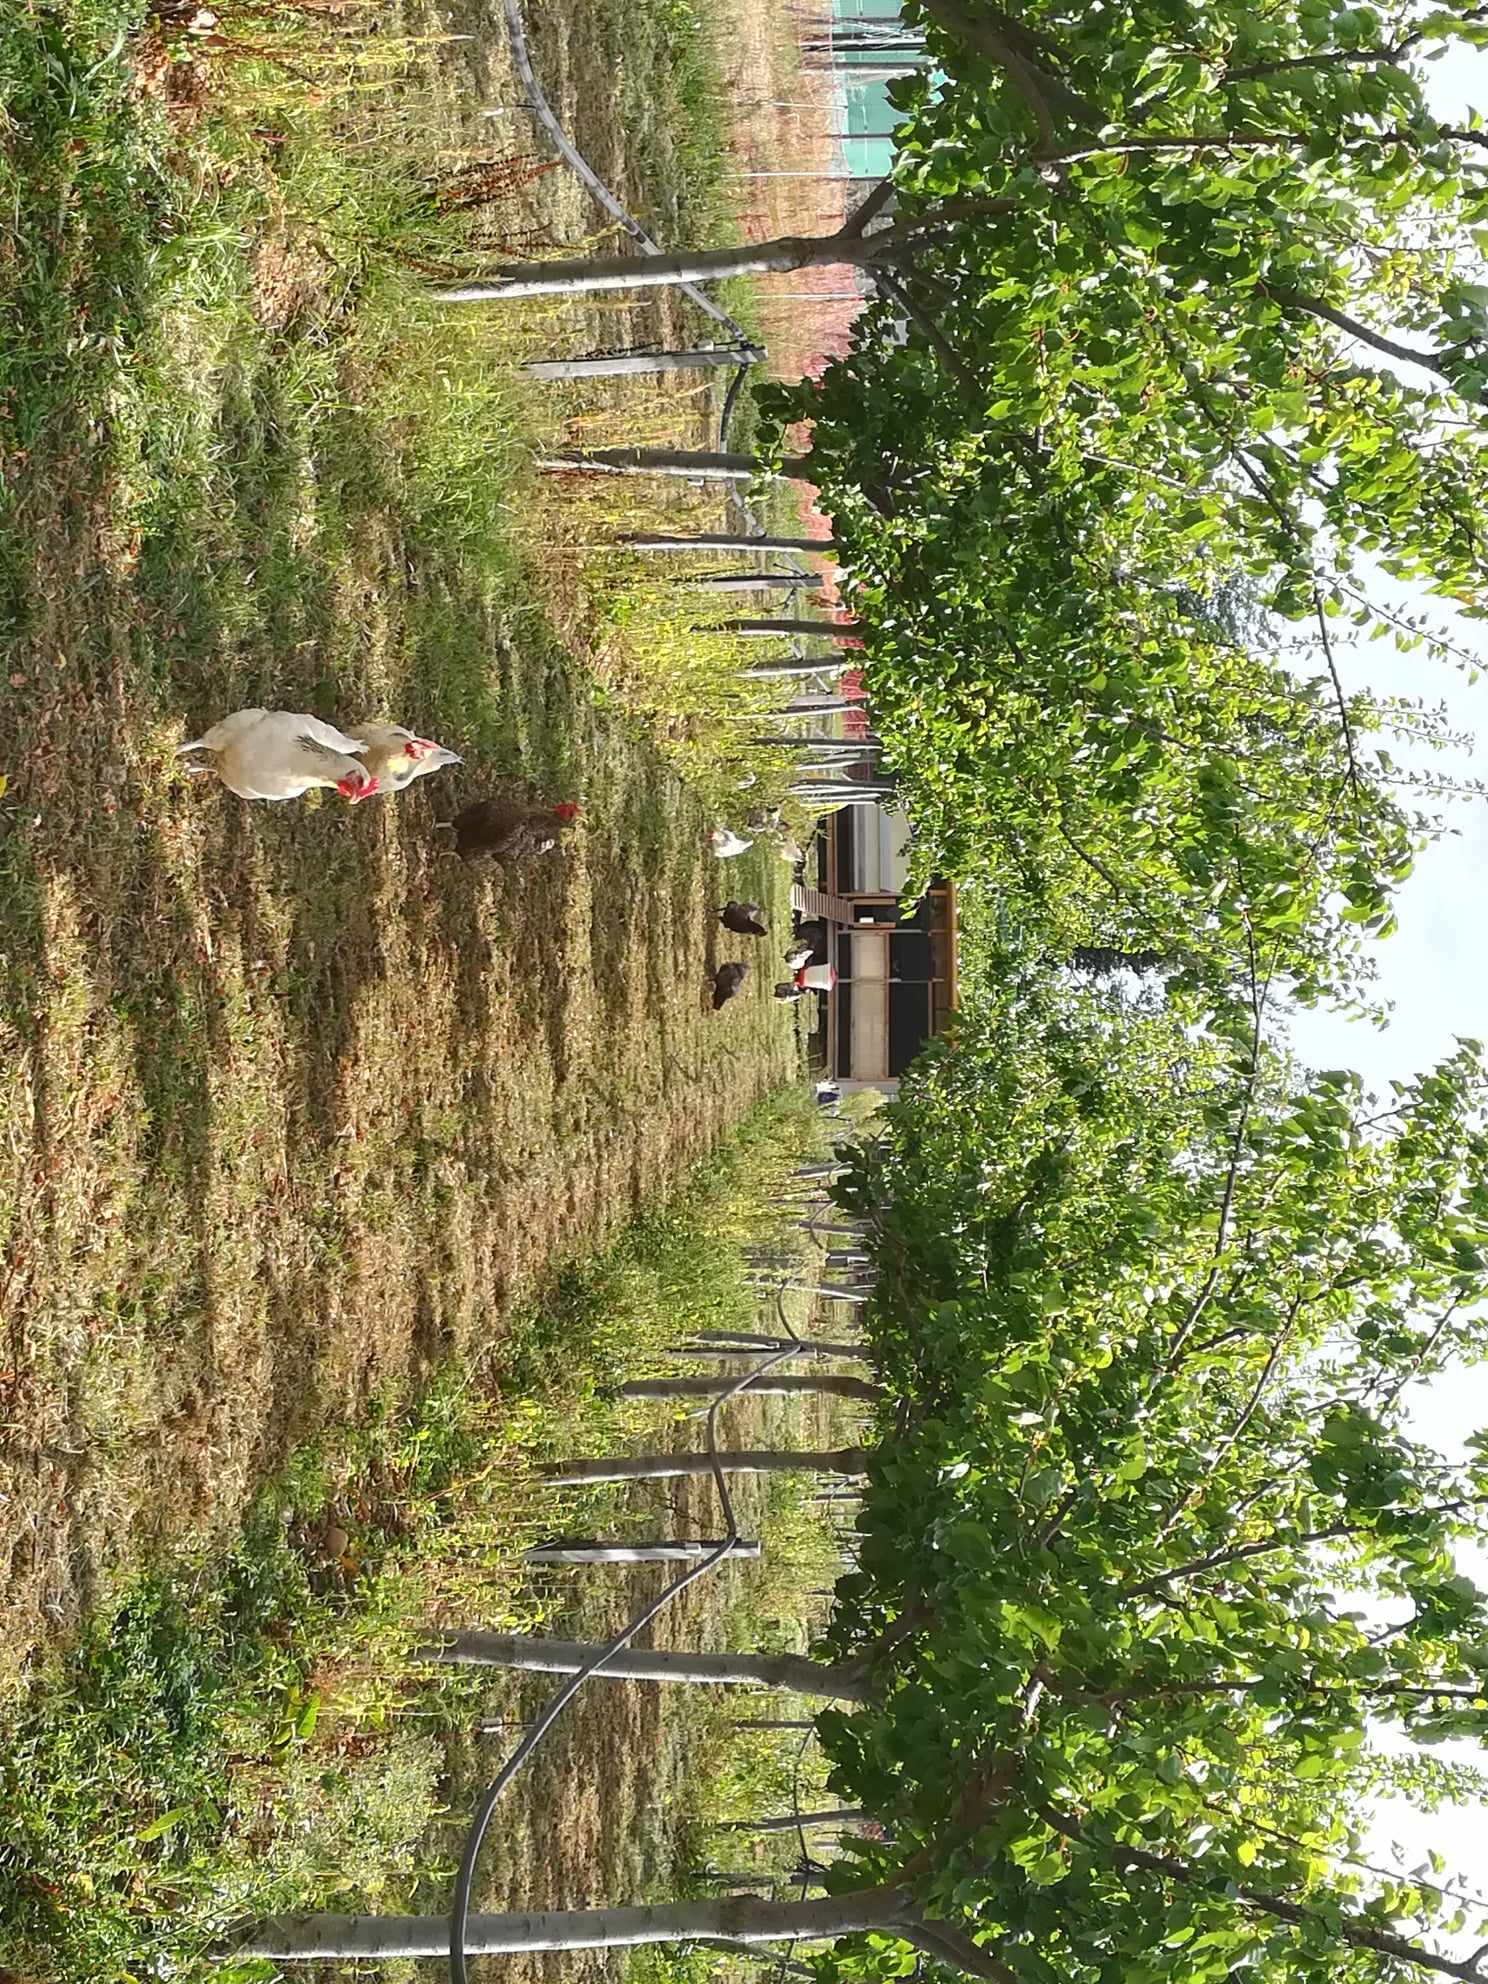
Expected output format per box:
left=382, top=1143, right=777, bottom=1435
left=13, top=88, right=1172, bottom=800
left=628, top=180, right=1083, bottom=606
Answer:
left=448, top=1306, right=813, bottom=1984
left=719, top=358, right=753, bottom=453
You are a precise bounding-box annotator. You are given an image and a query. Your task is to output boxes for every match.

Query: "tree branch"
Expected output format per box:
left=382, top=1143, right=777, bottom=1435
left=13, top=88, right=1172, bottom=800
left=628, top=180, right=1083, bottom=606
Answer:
left=1269, top=286, right=1459, bottom=381
left=873, top=267, right=986, bottom=401
left=1035, top=1803, right=1488, bottom=1984
left=1159, top=923, right=1269, bottom=1373
left=1157, top=1291, right=1306, bottom=1541
left=1225, top=10, right=1488, bottom=82
left=1312, top=589, right=1363, bottom=805
left=1125, top=1516, right=1365, bottom=1596
left=913, top=0, right=1095, bottom=135
left=1056, top=823, right=1129, bottom=899
left=1047, top=1676, right=1488, bottom=1706
left=897, top=1912, right=1024, bottom=1984
left=840, top=177, right=898, bottom=240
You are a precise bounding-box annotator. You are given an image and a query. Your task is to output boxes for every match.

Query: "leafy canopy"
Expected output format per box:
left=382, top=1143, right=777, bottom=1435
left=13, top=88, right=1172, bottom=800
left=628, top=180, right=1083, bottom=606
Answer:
left=760, top=0, right=1488, bottom=1007
left=817, top=955, right=1488, bottom=1984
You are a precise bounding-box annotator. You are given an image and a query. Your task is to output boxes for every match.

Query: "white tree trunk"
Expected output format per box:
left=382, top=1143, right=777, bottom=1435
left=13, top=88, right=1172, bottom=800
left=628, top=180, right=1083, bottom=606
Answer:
left=238, top=1887, right=907, bottom=1960
left=523, top=346, right=758, bottom=380
left=622, top=532, right=837, bottom=554
left=735, top=700, right=853, bottom=718
left=668, top=1336, right=869, bottom=1363
left=675, top=571, right=824, bottom=593
left=524, top=1537, right=762, bottom=1564
left=749, top=731, right=874, bottom=749
left=615, top=1373, right=882, bottom=1403
left=541, top=1446, right=870, bottom=1486
left=745, top=1279, right=871, bottom=1303
left=542, top=447, right=813, bottom=481
left=723, top=617, right=859, bottom=640
left=721, top=1808, right=868, bottom=1833
left=421, top=1632, right=872, bottom=1700
left=742, top=660, right=851, bottom=680
left=434, top=232, right=883, bottom=304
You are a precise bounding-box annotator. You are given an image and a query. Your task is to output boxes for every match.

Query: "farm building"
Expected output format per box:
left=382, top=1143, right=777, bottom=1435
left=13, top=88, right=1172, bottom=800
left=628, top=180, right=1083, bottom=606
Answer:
left=795, top=802, right=958, bottom=1092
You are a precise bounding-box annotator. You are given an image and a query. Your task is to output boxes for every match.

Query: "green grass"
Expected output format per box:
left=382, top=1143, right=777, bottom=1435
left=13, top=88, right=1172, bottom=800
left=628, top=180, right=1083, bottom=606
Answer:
left=0, top=6, right=850, bottom=1976
left=0, top=1087, right=847, bottom=1984
left=0, top=0, right=806, bottom=1686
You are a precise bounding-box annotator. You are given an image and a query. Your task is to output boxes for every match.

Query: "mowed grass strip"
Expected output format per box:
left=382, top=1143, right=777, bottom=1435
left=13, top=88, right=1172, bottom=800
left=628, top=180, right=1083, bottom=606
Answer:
left=0, top=1090, right=848, bottom=1984
left=0, top=0, right=803, bottom=1686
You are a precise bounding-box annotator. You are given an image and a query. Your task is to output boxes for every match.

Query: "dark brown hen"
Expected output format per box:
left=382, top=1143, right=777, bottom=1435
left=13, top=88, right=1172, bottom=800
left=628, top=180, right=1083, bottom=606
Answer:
left=720, top=901, right=767, bottom=937
left=442, top=797, right=580, bottom=861
left=711, top=962, right=750, bottom=1010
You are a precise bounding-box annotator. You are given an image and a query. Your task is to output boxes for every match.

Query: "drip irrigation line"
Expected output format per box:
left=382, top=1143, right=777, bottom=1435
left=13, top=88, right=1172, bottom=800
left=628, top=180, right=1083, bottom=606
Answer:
left=448, top=1295, right=814, bottom=1984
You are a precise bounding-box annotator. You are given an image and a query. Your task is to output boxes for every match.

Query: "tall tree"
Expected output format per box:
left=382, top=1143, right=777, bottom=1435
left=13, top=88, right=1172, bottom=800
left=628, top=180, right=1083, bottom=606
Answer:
left=757, top=0, right=1488, bottom=1009
left=808, top=958, right=1488, bottom=1984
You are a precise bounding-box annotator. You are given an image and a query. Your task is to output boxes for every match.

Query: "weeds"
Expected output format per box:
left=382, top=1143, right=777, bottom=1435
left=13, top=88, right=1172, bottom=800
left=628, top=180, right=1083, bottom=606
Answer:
left=0, top=1089, right=841, bottom=1984
left=0, top=0, right=845, bottom=1973
left=0, top=0, right=803, bottom=1684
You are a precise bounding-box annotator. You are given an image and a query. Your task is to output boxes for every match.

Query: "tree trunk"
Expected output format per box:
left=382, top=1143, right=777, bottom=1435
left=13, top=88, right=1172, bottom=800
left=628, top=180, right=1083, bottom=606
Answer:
left=793, top=783, right=894, bottom=798
left=722, top=696, right=859, bottom=718
left=668, top=1336, right=869, bottom=1363
left=721, top=1808, right=868, bottom=1833
left=742, top=660, right=851, bottom=680
left=237, top=1887, right=908, bottom=1961
left=541, top=1446, right=870, bottom=1486
left=746, top=1280, right=870, bottom=1303
left=615, top=1373, right=883, bottom=1403
left=433, top=232, right=886, bottom=304
left=692, top=1329, right=865, bottom=1354
left=541, top=447, right=812, bottom=482
left=421, top=1632, right=873, bottom=1700
left=749, top=732, right=875, bottom=749
left=722, top=618, right=860, bottom=640
left=675, top=572, right=825, bottom=593
left=522, top=346, right=760, bottom=380
left=524, top=1537, right=763, bottom=1564
left=622, top=532, right=837, bottom=554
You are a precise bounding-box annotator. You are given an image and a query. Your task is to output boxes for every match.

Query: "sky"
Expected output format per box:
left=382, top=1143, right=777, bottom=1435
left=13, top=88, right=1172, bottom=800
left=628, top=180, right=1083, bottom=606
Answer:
left=1277, top=36, right=1488, bottom=1927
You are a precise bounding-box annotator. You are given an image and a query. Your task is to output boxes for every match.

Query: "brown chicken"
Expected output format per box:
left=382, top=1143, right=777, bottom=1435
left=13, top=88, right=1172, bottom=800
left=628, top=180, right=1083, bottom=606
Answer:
left=712, top=962, right=750, bottom=1010
left=440, top=796, right=581, bottom=862
left=720, top=901, right=767, bottom=937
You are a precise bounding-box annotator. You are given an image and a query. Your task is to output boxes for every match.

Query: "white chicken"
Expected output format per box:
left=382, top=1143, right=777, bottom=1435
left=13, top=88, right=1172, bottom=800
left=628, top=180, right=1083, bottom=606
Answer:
left=351, top=723, right=461, bottom=793
left=710, top=827, right=753, bottom=859
left=177, top=710, right=378, bottom=803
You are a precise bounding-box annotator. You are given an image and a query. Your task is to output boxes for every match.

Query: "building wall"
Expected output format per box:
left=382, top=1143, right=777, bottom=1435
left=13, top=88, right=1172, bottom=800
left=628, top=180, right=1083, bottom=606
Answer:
left=847, top=807, right=914, bottom=894
left=847, top=927, right=890, bottom=1078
